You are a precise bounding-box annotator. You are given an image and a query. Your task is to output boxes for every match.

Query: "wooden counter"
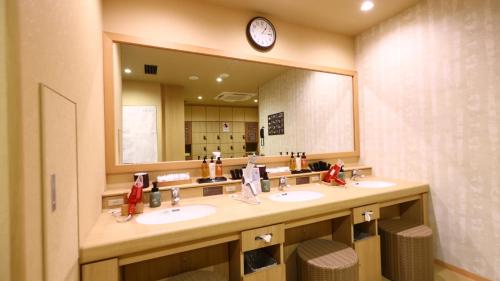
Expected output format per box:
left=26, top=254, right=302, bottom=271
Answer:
left=81, top=177, right=428, bottom=265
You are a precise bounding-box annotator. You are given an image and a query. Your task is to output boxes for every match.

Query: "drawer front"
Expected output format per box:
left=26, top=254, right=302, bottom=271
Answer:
left=353, top=204, right=380, bottom=224
left=243, top=264, right=284, bottom=281
left=241, top=224, right=284, bottom=252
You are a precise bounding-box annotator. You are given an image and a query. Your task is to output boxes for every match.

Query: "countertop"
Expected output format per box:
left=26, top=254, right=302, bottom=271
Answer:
left=80, top=177, right=429, bottom=264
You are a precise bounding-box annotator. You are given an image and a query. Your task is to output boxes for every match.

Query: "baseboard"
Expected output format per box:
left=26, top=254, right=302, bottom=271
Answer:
left=434, top=259, right=491, bottom=281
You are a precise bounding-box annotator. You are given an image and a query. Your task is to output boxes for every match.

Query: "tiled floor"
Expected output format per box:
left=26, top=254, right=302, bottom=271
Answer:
left=381, top=264, right=475, bottom=281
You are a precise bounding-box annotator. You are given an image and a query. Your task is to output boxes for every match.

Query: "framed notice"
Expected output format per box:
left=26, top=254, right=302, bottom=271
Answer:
left=268, top=112, right=284, bottom=135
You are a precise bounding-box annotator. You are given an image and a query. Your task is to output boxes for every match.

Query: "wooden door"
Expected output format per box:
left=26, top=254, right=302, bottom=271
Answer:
left=40, top=85, right=79, bottom=281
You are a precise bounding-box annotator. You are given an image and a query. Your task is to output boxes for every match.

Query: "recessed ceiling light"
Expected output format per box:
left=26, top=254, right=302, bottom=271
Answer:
left=254, top=99, right=258, bottom=103
left=216, top=77, right=223, bottom=83
left=197, top=96, right=203, bottom=100
left=361, top=1, right=374, bottom=12
left=124, top=68, right=132, bottom=74
left=219, top=73, right=230, bottom=79
left=188, top=75, right=199, bottom=80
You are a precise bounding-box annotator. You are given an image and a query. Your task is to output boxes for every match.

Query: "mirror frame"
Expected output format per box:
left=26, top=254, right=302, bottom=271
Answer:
left=103, top=32, right=360, bottom=174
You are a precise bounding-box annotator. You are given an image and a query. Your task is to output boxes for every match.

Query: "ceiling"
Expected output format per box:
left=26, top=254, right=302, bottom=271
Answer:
left=204, top=0, right=421, bottom=35
left=120, top=44, right=290, bottom=106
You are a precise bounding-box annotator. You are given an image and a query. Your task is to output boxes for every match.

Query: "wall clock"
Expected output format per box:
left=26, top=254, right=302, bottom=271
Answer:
left=246, top=17, right=276, bottom=51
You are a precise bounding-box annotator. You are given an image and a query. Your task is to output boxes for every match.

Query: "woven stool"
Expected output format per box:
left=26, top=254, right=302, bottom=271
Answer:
left=297, top=239, right=359, bottom=281
left=379, top=219, right=433, bottom=281
left=157, top=270, right=226, bottom=281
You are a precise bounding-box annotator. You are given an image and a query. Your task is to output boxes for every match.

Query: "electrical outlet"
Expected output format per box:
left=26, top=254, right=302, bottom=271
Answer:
left=225, top=185, right=237, bottom=193
left=108, top=198, right=124, bottom=207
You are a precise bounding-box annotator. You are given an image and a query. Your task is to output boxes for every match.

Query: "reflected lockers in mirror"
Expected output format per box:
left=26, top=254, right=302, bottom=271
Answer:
left=114, top=43, right=354, bottom=164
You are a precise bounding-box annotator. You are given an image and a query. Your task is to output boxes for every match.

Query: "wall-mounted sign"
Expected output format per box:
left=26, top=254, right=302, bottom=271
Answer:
left=268, top=112, right=284, bottom=135
left=222, top=122, right=230, bottom=132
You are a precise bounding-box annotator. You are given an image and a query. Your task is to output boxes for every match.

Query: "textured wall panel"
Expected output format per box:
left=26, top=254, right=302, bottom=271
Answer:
left=259, top=69, right=354, bottom=156
left=355, top=0, right=500, bottom=279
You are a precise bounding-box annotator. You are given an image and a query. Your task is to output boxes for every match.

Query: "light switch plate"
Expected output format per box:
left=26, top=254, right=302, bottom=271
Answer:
left=108, top=198, right=124, bottom=207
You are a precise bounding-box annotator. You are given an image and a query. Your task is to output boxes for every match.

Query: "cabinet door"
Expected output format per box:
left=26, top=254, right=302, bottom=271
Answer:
left=191, top=106, right=206, bottom=121
left=245, top=122, right=259, bottom=143
left=244, top=107, right=258, bottom=122
left=221, top=143, right=233, bottom=154
left=206, top=144, right=220, bottom=155
left=192, top=144, right=207, bottom=156
left=184, top=105, right=192, bottom=121
left=233, top=121, right=245, bottom=133
left=234, top=143, right=246, bottom=153
left=206, top=121, right=220, bottom=133
left=220, top=133, right=233, bottom=144
left=185, top=122, right=192, bottom=145
left=233, top=107, right=245, bottom=121
left=192, top=121, right=206, bottom=133
left=192, top=133, right=207, bottom=144
left=219, top=107, right=233, bottom=121
left=206, top=133, right=220, bottom=144
left=355, top=235, right=382, bottom=281
left=206, top=106, right=219, bottom=121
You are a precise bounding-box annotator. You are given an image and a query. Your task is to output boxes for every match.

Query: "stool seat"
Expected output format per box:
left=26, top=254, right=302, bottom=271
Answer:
left=297, top=239, right=359, bottom=281
left=158, top=270, right=226, bottom=281
left=379, top=219, right=433, bottom=281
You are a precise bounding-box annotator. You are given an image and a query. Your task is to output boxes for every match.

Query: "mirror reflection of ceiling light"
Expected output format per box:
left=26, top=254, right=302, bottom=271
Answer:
left=254, top=99, right=258, bottom=103
left=219, top=73, right=230, bottom=79
left=361, top=1, right=374, bottom=11
left=124, top=68, right=132, bottom=74
left=216, top=77, right=223, bottom=83
left=197, top=96, right=203, bottom=100
left=188, top=75, right=199, bottom=80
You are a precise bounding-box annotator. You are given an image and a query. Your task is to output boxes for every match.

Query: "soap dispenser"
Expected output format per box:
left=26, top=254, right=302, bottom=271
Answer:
left=149, top=181, right=161, bottom=208
left=216, top=157, right=223, bottom=177
left=289, top=152, right=296, bottom=171
left=201, top=156, right=209, bottom=178
left=301, top=152, right=307, bottom=171
left=295, top=152, right=302, bottom=171
left=209, top=157, right=216, bottom=179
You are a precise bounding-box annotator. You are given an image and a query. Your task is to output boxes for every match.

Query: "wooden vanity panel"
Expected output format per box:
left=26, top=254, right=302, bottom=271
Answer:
left=241, top=224, right=284, bottom=252
left=355, top=236, right=382, bottom=281
left=352, top=203, right=380, bottom=224
left=82, top=258, right=119, bottom=281
left=122, top=243, right=229, bottom=281
left=242, top=264, right=285, bottom=281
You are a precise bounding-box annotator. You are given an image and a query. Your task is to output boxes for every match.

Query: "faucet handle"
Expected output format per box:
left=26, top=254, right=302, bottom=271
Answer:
left=351, top=169, right=364, bottom=180
left=170, top=186, right=180, bottom=206
left=278, top=176, right=288, bottom=191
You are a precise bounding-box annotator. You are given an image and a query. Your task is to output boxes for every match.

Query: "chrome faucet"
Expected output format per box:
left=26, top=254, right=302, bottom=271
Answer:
left=278, top=176, right=288, bottom=191
left=170, top=186, right=180, bottom=206
left=351, top=169, right=364, bottom=181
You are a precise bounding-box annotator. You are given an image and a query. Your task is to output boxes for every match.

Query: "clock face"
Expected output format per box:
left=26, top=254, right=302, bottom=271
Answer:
left=246, top=17, right=276, bottom=50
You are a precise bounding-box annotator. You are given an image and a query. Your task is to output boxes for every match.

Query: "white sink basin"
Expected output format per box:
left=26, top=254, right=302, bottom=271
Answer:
left=268, top=190, right=324, bottom=202
left=351, top=181, right=396, bottom=189
left=136, top=204, right=216, bottom=225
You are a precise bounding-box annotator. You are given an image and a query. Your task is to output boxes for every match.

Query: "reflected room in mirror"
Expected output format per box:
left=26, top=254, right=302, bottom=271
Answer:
left=112, top=43, right=354, bottom=165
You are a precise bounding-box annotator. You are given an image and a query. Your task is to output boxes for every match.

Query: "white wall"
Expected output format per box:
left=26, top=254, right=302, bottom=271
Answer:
left=12, top=0, right=104, bottom=279
left=259, top=69, right=354, bottom=156
left=356, top=0, right=500, bottom=279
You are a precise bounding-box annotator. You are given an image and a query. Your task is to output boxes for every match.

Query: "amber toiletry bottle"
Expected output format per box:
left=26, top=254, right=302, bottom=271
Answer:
left=289, top=152, right=296, bottom=171
left=301, top=152, right=307, bottom=171
left=201, top=156, right=209, bottom=178
left=216, top=157, right=223, bottom=177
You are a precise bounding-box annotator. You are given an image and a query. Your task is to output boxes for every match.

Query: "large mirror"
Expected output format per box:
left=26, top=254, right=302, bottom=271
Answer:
left=104, top=33, right=359, bottom=173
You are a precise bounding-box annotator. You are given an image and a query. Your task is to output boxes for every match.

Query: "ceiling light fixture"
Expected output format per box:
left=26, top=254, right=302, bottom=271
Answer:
left=219, top=73, right=230, bottom=79
left=197, top=96, right=203, bottom=100
left=361, top=1, right=374, bottom=11
left=124, top=68, right=132, bottom=74
left=254, top=99, right=258, bottom=103
left=216, top=77, right=223, bottom=83
left=188, top=75, right=199, bottom=80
